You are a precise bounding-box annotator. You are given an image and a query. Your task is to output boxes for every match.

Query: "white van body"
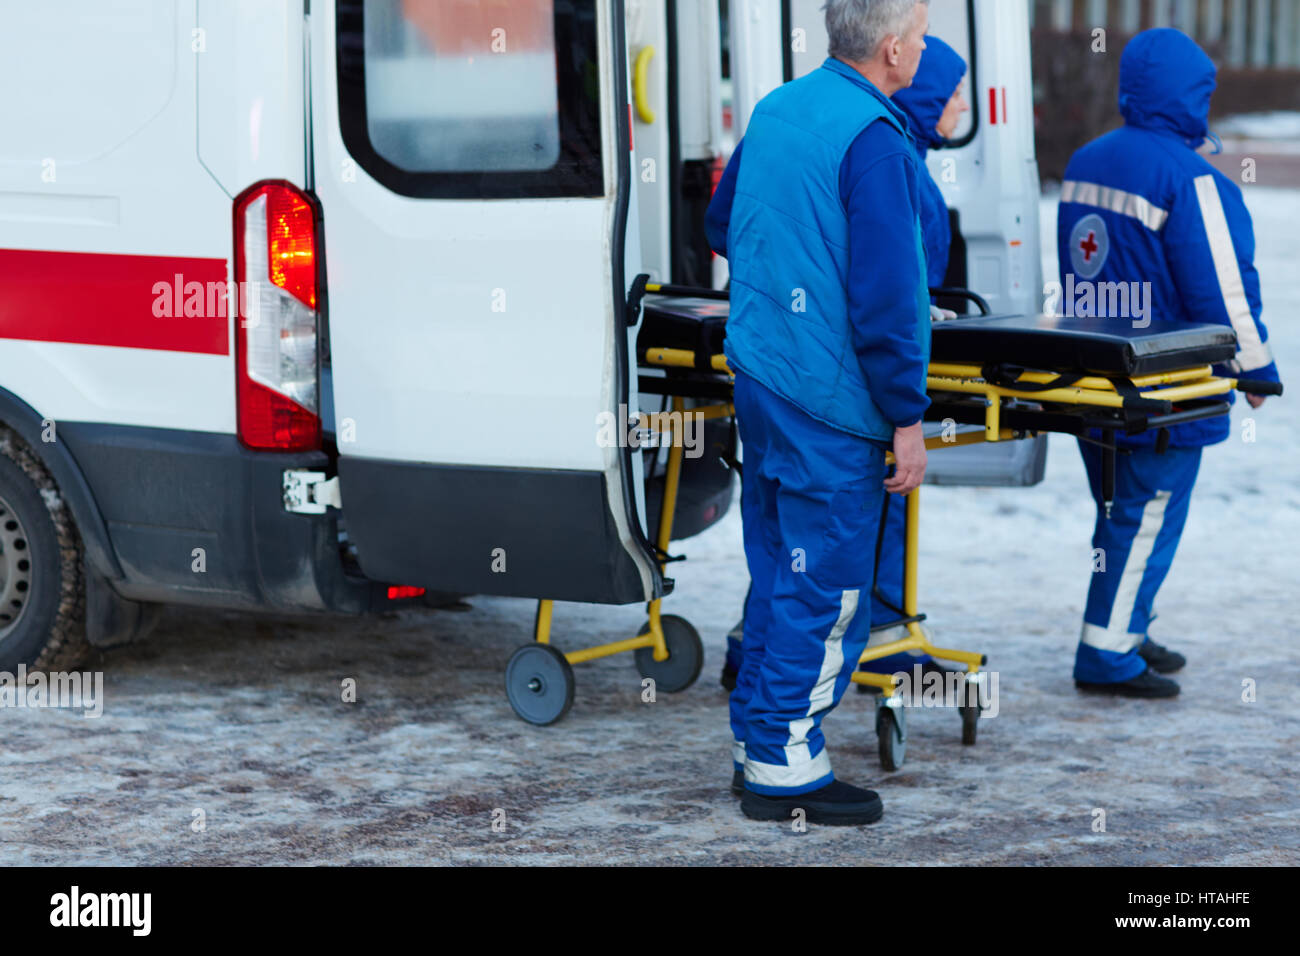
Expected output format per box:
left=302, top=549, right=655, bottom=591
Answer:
left=0, top=0, right=715, bottom=669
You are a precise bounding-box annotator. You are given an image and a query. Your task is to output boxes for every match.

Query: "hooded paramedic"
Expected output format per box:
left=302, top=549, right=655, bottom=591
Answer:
left=1058, top=29, right=1281, bottom=698
left=704, top=0, right=932, bottom=826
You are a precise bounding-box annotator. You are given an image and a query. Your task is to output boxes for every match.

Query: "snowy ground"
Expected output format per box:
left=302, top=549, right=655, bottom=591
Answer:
left=3, top=190, right=1297, bottom=866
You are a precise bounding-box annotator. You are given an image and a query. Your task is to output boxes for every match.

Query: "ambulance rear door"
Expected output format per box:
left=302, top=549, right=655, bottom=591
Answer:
left=310, top=0, right=660, bottom=604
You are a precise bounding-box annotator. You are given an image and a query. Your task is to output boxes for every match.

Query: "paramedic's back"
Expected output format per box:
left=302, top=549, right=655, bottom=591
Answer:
left=1056, top=28, right=1281, bottom=699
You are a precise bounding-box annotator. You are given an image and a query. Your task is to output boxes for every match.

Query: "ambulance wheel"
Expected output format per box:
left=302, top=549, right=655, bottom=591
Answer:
left=876, top=704, right=906, bottom=771
left=0, top=427, right=88, bottom=672
left=505, top=644, right=574, bottom=726
left=634, top=615, right=703, bottom=693
left=959, top=702, right=979, bottom=746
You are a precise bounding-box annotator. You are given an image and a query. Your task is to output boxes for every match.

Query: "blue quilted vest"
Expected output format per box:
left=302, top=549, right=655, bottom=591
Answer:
left=724, top=58, right=930, bottom=442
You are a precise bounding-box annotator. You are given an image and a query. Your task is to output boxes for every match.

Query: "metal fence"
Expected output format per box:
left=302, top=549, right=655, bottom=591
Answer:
left=1029, top=0, right=1300, bottom=68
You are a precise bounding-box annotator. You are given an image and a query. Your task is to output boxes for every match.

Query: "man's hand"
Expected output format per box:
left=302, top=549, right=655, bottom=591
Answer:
left=930, top=304, right=957, bottom=321
left=886, top=422, right=927, bottom=495
left=1246, top=393, right=1267, bottom=409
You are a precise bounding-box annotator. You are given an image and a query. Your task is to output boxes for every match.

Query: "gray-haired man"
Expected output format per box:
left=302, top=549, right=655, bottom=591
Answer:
left=706, top=0, right=932, bottom=825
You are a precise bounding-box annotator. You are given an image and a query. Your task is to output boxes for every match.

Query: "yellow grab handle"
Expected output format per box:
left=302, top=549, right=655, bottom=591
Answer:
left=633, top=46, right=656, bottom=124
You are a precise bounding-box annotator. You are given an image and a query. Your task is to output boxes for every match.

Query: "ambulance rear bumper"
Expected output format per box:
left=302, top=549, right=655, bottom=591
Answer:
left=58, top=423, right=372, bottom=615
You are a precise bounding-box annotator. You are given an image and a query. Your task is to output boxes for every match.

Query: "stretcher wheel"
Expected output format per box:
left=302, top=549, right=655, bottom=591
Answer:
left=634, top=614, right=703, bottom=693
left=505, top=644, right=575, bottom=726
left=876, top=702, right=906, bottom=771
left=959, top=673, right=982, bottom=745
left=959, top=702, right=979, bottom=746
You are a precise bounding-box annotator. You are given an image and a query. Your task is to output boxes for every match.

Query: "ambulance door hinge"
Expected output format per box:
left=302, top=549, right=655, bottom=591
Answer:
left=626, top=272, right=651, bottom=327
left=282, top=470, right=341, bottom=514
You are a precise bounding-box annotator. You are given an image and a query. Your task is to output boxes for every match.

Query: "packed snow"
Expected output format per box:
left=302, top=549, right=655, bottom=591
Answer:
left=2, top=188, right=1297, bottom=866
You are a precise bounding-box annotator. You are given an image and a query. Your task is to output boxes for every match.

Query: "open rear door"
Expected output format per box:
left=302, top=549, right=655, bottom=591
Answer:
left=311, top=0, right=659, bottom=604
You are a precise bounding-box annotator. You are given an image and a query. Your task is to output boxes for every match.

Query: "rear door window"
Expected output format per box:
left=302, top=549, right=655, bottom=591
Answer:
left=336, top=0, right=604, bottom=198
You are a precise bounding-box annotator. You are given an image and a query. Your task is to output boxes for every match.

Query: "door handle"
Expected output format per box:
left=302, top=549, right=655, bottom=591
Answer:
left=633, top=46, right=656, bottom=125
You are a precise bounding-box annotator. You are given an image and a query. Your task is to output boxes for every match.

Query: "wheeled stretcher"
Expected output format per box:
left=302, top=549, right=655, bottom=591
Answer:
left=504, top=282, right=1281, bottom=769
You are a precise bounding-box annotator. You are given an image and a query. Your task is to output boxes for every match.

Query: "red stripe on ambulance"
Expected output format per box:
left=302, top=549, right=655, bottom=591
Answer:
left=0, top=248, right=229, bottom=355
left=989, top=87, right=1008, bottom=125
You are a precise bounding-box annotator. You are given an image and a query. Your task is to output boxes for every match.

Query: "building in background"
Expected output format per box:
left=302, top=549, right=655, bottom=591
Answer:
left=1031, top=0, right=1300, bottom=181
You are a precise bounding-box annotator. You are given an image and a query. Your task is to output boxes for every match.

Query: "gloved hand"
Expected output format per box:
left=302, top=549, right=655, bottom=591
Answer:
left=930, top=305, right=957, bottom=321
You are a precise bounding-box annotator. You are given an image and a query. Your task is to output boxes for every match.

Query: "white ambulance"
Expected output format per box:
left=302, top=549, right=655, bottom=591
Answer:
left=0, top=0, right=1040, bottom=673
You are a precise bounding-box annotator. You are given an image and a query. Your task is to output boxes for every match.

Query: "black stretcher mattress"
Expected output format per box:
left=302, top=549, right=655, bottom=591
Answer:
left=640, top=297, right=1238, bottom=378
left=638, top=296, right=730, bottom=356
left=928, top=314, right=1237, bottom=377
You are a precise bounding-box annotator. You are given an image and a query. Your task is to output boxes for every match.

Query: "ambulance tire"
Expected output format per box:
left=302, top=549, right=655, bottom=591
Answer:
left=0, top=427, right=89, bottom=672
left=634, top=614, right=703, bottom=693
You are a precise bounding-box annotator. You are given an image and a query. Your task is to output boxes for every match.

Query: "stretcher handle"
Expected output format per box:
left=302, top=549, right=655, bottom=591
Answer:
left=1135, top=400, right=1232, bottom=433
left=930, top=287, right=991, bottom=316
left=1234, top=379, right=1284, bottom=396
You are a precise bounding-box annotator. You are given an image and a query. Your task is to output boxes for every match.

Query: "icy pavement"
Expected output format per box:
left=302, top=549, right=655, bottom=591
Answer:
left=3, top=189, right=1298, bottom=866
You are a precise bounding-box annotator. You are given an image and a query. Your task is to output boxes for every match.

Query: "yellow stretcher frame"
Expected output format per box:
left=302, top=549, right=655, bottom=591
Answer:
left=627, top=348, right=1252, bottom=689
left=926, top=362, right=1236, bottom=442
left=532, top=352, right=991, bottom=699
left=527, top=340, right=1254, bottom=729
left=533, top=397, right=734, bottom=667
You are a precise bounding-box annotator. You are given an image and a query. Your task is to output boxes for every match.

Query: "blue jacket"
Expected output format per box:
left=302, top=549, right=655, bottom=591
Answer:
left=893, top=36, right=968, bottom=287
left=1058, top=28, right=1280, bottom=448
left=705, top=58, right=931, bottom=441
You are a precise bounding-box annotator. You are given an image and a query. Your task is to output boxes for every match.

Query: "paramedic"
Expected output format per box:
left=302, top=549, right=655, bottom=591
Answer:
left=1058, top=29, right=1281, bottom=698
left=704, top=0, right=932, bottom=824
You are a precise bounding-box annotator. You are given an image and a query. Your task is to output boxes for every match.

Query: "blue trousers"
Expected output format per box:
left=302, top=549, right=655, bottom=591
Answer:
left=725, top=476, right=931, bottom=679
left=1075, top=440, right=1201, bottom=683
left=728, top=372, right=884, bottom=796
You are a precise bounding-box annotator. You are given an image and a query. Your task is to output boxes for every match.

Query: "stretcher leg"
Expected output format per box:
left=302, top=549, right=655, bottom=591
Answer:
left=633, top=396, right=703, bottom=690
left=850, top=486, right=990, bottom=766
left=505, top=398, right=705, bottom=724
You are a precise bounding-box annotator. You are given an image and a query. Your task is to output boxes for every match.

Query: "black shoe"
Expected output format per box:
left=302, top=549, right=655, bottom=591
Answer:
left=1138, top=638, right=1186, bottom=674
left=740, top=779, right=883, bottom=825
left=1075, top=668, right=1180, bottom=698
left=731, top=769, right=744, bottom=796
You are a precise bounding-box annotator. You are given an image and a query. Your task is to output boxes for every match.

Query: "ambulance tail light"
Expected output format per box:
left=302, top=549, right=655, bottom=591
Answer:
left=233, top=181, right=322, bottom=451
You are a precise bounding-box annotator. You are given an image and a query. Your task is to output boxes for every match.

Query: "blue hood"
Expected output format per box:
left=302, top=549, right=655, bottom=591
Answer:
left=892, top=35, right=967, bottom=156
left=1119, top=29, right=1216, bottom=145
